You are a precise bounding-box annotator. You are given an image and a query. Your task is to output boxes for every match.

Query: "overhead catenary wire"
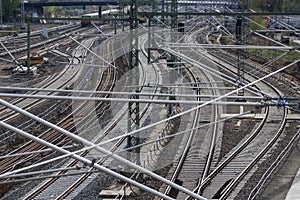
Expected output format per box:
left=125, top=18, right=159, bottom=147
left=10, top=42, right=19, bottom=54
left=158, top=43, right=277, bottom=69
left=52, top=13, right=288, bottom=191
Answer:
left=0, top=57, right=14, bottom=62
left=0, top=145, right=75, bottom=159
left=0, top=121, right=176, bottom=200
left=0, top=85, right=273, bottom=99
left=90, top=59, right=300, bottom=149
left=0, top=110, right=261, bottom=182
left=67, top=34, right=123, bottom=72
left=0, top=99, right=206, bottom=200
left=0, top=40, right=19, bottom=64
left=1, top=166, right=81, bottom=179
left=248, top=51, right=289, bottom=76
left=0, top=170, right=103, bottom=185
left=1, top=11, right=298, bottom=198
left=2, top=110, right=253, bottom=191
left=103, top=110, right=255, bottom=159
left=91, top=21, right=109, bottom=39
left=252, top=30, right=300, bottom=54
left=0, top=92, right=284, bottom=106
left=2, top=47, right=296, bottom=164
left=166, top=43, right=295, bottom=50
left=164, top=47, right=269, bottom=97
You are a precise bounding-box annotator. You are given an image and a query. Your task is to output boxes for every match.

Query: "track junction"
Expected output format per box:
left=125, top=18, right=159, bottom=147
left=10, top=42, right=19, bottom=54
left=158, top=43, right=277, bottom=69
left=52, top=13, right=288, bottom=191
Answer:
left=0, top=1, right=300, bottom=200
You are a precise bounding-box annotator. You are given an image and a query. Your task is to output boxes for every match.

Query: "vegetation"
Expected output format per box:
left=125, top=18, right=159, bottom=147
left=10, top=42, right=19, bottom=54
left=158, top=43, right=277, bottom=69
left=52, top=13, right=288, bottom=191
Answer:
left=1, top=0, right=21, bottom=22
left=251, top=0, right=298, bottom=12
left=43, top=6, right=65, bottom=18
left=247, top=0, right=298, bottom=31
left=250, top=16, right=268, bottom=30
left=246, top=48, right=300, bottom=67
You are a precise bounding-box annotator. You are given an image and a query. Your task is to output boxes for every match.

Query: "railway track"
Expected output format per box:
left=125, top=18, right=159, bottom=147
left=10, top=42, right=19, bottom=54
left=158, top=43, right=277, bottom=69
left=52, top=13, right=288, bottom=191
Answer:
left=0, top=25, right=99, bottom=122
left=0, top=23, right=81, bottom=58
left=15, top=29, right=160, bottom=199
left=0, top=10, right=299, bottom=200
left=0, top=24, right=106, bottom=122
left=0, top=37, right=98, bottom=176
left=148, top=18, right=292, bottom=199
left=22, top=67, right=115, bottom=200
left=193, top=32, right=295, bottom=199
left=154, top=25, right=223, bottom=199
left=186, top=29, right=289, bottom=199
left=0, top=27, right=106, bottom=165
left=0, top=25, right=107, bottom=198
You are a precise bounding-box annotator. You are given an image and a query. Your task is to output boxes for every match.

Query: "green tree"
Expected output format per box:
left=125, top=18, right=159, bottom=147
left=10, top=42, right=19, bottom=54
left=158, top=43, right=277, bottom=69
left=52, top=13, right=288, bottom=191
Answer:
left=251, top=0, right=298, bottom=12
left=2, top=0, right=21, bottom=22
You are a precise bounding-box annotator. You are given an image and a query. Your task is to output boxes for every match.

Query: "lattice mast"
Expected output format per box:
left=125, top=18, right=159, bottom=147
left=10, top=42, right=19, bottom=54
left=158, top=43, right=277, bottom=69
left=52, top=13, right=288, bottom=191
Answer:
left=236, top=0, right=248, bottom=97
left=127, top=0, right=140, bottom=165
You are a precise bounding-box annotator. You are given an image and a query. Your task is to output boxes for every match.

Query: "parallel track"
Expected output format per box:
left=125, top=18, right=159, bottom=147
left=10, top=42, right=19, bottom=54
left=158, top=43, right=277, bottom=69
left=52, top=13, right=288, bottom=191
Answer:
left=22, top=31, right=160, bottom=199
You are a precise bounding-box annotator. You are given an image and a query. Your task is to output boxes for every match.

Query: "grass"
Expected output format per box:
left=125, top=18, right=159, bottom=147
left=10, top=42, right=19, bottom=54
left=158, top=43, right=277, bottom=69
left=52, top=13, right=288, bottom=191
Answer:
left=250, top=16, right=267, bottom=31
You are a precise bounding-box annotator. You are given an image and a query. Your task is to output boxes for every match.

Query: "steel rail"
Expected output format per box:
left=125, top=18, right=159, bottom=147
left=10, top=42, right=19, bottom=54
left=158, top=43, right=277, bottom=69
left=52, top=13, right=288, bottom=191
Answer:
left=216, top=49, right=289, bottom=199
left=0, top=37, right=96, bottom=174
left=23, top=31, right=179, bottom=199
left=12, top=31, right=147, bottom=198
left=248, top=51, right=289, bottom=76
left=77, top=59, right=300, bottom=155
left=0, top=170, right=103, bottom=185
left=0, top=108, right=254, bottom=184
left=0, top=98, right=206, bottom=200
left=207, top=41, right=297, bottom=107
left=0, top=121, right=175, bottom=200
left=220, top=106, right=287, bottom=199
left=68, top=34, right=126, bottom=72
left=1, top=28, right=107, bottom=177
left=0, top=68, right=79, bottom=172
left=110, top=109, right=254, bottom=160
left=189, top=28, right=288, bottom=198
left=161, top=24, right=222, bottom=198
left=1, top=166, right=80, bottom=179
left=167, top=43, right=299, bottom=101
left=0, top=24, right=80, bottom=55
left=190, top=105, right=269, bottom=196
left=164, top=47, right=266, bottom=97
left=52, top=34, right=137, bottom=199
left=2, top=25, right=298, bottom=200
left=177, top=27, right=225, bottom=199
left=69, top=38, right=116, bottom=134
left=248, top=129, right=300, bottom=199
left=23, top=30, right=122, bottom=198
left=24, top=67, right=115, bottom=200
left=0, top=26, right=91, bottom=122
left=162, top=61, right=203, bottom=198
left=0, top=145, right=74, bottom=159
left=55, top=35, right=156, bottom=200
left=195, top=46, right=221, bottom=189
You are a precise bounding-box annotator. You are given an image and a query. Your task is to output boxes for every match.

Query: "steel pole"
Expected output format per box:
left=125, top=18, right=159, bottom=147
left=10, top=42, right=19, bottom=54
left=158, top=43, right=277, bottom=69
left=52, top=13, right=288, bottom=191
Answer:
left=0, top=99, right=207, bottom=200
left=27, top=17, right=31, bottom=78
left=0, top=0, right=2, bottom=27
left=147, top=16, right=151, bottom=63
left=127, top=0, right=141, bottom=166
left=0, top=121, right=175, bottom=200
left=21, top=0, right=25, bottom=29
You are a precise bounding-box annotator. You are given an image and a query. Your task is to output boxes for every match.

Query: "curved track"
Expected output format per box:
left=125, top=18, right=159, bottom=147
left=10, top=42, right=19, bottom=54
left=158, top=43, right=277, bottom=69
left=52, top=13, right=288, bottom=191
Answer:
left=19, top=30, right=161, bottom=199
left=0, top=10, right=299, bottom=200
